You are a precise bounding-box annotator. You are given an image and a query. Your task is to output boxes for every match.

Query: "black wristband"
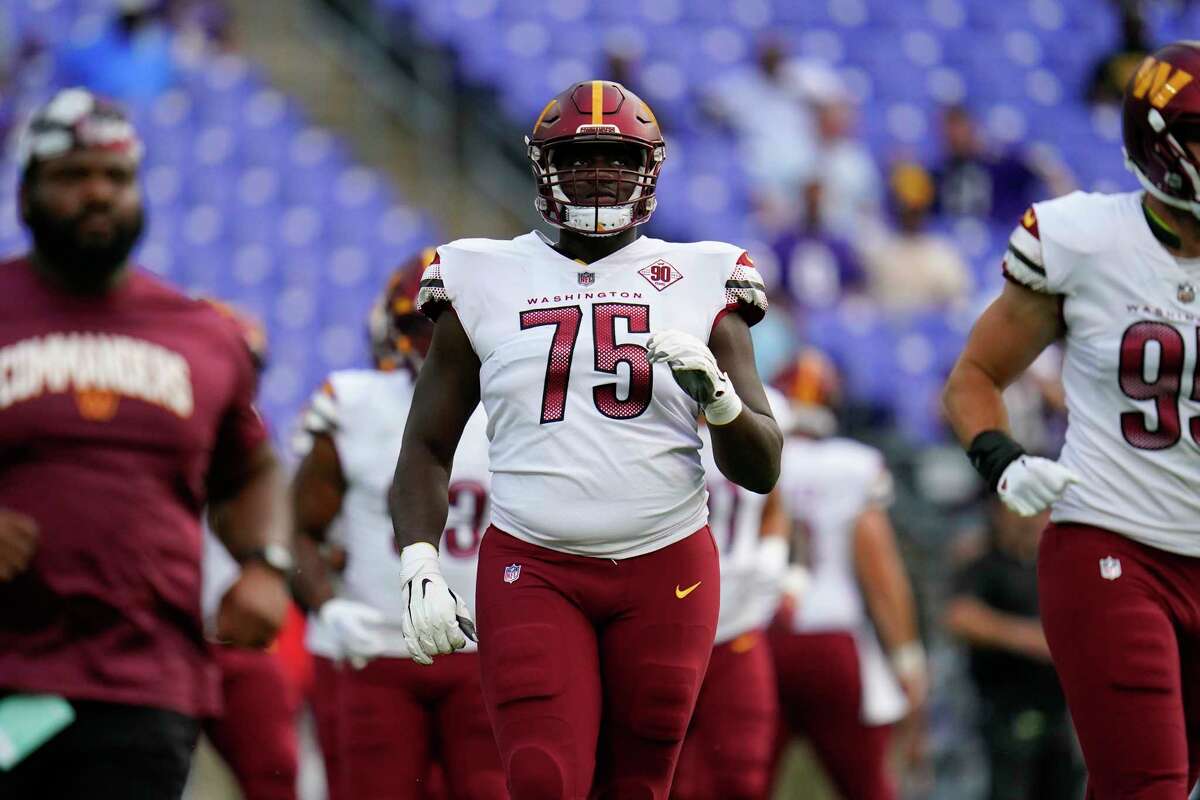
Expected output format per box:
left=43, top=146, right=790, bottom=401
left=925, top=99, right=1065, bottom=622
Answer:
left=967, top=430, right=1026, bottom=491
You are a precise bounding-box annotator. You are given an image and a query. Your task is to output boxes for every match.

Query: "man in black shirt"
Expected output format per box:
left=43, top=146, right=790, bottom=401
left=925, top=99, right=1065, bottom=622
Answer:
left=945, top=501, right=1083, bottom=800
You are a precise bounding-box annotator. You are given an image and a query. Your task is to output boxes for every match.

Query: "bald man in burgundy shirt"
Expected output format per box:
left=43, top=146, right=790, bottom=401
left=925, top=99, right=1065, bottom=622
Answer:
left=0, top=89, right=292, bottom=799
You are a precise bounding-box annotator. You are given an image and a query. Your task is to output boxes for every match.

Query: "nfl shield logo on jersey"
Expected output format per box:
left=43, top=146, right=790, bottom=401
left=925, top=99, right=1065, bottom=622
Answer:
left=503, top=563, right=522, bottom=584
left=1099, top=556, right=1122, bottom=581
left=578, top=271, right=595, bottom=286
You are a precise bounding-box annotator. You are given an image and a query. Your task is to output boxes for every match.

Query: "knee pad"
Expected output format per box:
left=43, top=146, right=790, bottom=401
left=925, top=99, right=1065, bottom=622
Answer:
left=507, top=744, right=567, bottom=800
left=489, top=624, right=564, bottom=705
left=629, top=664, right=700, bottom=742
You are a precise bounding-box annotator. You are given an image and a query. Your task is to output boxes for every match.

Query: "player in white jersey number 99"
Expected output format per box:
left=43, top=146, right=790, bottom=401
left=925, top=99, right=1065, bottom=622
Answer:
left=943, top=40, right=1200, bottom=798
left=389, top=80, right=782, bottom=798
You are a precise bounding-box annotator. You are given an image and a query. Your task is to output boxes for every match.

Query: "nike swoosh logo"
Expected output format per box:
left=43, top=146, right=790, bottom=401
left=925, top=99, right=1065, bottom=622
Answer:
left=675, top=581, right=701, bottom=599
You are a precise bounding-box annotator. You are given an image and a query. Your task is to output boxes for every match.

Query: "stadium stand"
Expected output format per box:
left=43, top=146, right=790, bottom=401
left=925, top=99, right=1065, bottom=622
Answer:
left=0, top=0, right=439, bottom=445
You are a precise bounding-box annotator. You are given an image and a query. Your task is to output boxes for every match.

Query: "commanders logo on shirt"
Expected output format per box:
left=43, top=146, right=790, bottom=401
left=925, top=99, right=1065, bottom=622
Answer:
left=0, top=333, right=194, bottom=421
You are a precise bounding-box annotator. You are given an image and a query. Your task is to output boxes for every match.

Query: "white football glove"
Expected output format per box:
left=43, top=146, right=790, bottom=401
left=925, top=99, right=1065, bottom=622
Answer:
left=399, top=542, right=476, bottom=666
left=319, top=598, right=386, bottom=669
left=646, top=329, right=743, bottom=425
left=997, top=456, right=1081, bottom=517
left=747, top=535, right=789, bottom=623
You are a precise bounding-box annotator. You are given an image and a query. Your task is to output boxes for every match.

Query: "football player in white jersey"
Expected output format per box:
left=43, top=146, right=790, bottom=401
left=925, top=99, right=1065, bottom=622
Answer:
left=769, top=351, right=926, bottom=800
left=670, top=388, right=790, bottom=800
left=390, top=80, right=782, bottom=799
left=291, top=253, right=505, bottom=800
left=943, top=42, right=1200, bottom=798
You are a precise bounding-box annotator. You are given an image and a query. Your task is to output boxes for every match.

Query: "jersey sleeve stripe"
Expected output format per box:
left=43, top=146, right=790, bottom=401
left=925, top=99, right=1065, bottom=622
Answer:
left=1002, top=252, right=1049, bottom=292
left=1006, top=243, right=1046, bottom=275
left=416, top=256, right=452, bottom=321
left=724, top=255, right=768, bottom=327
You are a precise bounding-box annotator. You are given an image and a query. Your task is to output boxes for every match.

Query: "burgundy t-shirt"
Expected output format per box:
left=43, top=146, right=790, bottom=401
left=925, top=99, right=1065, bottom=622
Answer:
left=0, top=257, right=268, bottom=717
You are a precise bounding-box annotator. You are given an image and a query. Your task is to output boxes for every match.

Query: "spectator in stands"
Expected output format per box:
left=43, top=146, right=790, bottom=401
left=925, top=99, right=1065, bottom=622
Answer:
left=771, top=181, right=867, bottom=309
left=706, top=37, right=817, bottom=229
left=932, top=105, right=1072, bottom=224
left=169, top=0, right=236, bottom=51
left=860, top=162, right=971, bottom=314
left=795, top=65, right=883, bottom=238
left=55, top=0, right=177, bottom=101
left=944, top=501, right=1084, bottom=800
left=1087, top=1, right=1152, bottom=107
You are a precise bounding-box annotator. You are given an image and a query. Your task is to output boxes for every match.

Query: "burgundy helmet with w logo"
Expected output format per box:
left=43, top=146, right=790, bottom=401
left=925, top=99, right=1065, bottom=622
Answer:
left=526, top=80, right=666, bottom=236
left=369, top=248, right=436, bottom=372
left=1123, top=41, right=1200, bottom=218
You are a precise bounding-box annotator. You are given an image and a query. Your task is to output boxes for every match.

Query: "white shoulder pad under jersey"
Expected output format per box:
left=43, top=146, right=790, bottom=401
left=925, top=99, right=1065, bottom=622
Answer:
left=701, top=386, right=790, bottom=643
left=778, top=437, right=891, bottom=634
left=416, top=232, right=766, bottom=559
left=1003, top=190, right=1200, bottom=553
left=297, top=369, right=491, bottom=658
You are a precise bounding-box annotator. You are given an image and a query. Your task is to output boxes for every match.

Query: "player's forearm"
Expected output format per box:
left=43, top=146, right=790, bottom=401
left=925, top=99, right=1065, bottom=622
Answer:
left=389, top=441, right=452, bottom=551
left=862, top=564, right=920, bottom=653
left=944, top=597, right=1045, bottom=655
left=942, top=357, right=1011, bottom=447
left=709, top=410, right=782, bottom=494
left=209, top=450, right=291, bottom=557
left=291, top=531, right=334, bottom=612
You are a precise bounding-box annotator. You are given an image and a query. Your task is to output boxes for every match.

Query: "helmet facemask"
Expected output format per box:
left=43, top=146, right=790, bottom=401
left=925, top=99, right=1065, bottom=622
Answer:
left=529, top=137, right=665, bottom=236
left=1126, top=110, right=1200, bottom=220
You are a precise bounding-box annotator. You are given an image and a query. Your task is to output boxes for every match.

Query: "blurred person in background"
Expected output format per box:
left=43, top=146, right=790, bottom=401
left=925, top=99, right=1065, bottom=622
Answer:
left=168, top=0, right=235, bottom=51
left=198, top=299, right=301, bottom=800
left=932, top=105, right=1073, bottom=224
left=291, top=250, right=506, bottom=800
left=794, top=64, right=883, bottom=238
left=861, top=161, right=972, bottom=314
left=767, top=350, right=927, bottom=800
left=671, top=389, right=791, bottom=800
left=771, top=180, right=867, bottom=310
left=55, top=0, right=177, bottom=101
left=945, top=501, right=1084, bottom=800
left=1087, top=1, right=1153, bottom=107
left=942, top=41, right=1200, bottom=797
left=706, top=37, right=817, bottom=229
left=392, top=79, right=780, bottom=799
left=0, top=88, right=290, bottom=799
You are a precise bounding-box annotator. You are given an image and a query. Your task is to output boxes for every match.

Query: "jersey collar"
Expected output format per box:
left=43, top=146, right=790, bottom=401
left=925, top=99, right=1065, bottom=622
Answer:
left=530, top=230, right=650, bottom=269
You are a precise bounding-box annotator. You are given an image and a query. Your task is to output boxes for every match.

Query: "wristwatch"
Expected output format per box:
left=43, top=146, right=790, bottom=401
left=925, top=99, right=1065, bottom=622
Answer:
left=237, top=544, right=295, bottom=578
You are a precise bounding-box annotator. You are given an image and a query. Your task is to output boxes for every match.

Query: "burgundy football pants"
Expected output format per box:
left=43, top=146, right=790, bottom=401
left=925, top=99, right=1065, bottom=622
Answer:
left=310, top=656, right=345, bottom=800
left=205, top=646, right=299, bottom=800
left=766, top=627, right=896, bottom=800
left=670, top=629, right=778, bottom=800
left=338, top=651, right=506, bottom=800
left=1039, top=522, right=1200, bottom=799
left=476, top=526, right=720, bottom=800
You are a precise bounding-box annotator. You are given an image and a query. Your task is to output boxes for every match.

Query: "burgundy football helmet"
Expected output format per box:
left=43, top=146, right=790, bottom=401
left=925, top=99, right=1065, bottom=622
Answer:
left=773, top=348, right=840, bottom=437
left=369, top=248, right=436, bottom=372
left=1123, top=41, right=1200, bottom=218
left=527, top=80, right=666, bottom=236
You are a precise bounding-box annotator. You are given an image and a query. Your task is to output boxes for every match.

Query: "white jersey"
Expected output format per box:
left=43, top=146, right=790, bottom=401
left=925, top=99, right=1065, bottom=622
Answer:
left=418, top=231, right=767, bottom=558
left=298, top=369, right=491, bottom=659
left=700, top=386, right=789, bottom=644
left=1003, top=191, right=1200, bottom=554
left=778, top=436, right=907, bottom=725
